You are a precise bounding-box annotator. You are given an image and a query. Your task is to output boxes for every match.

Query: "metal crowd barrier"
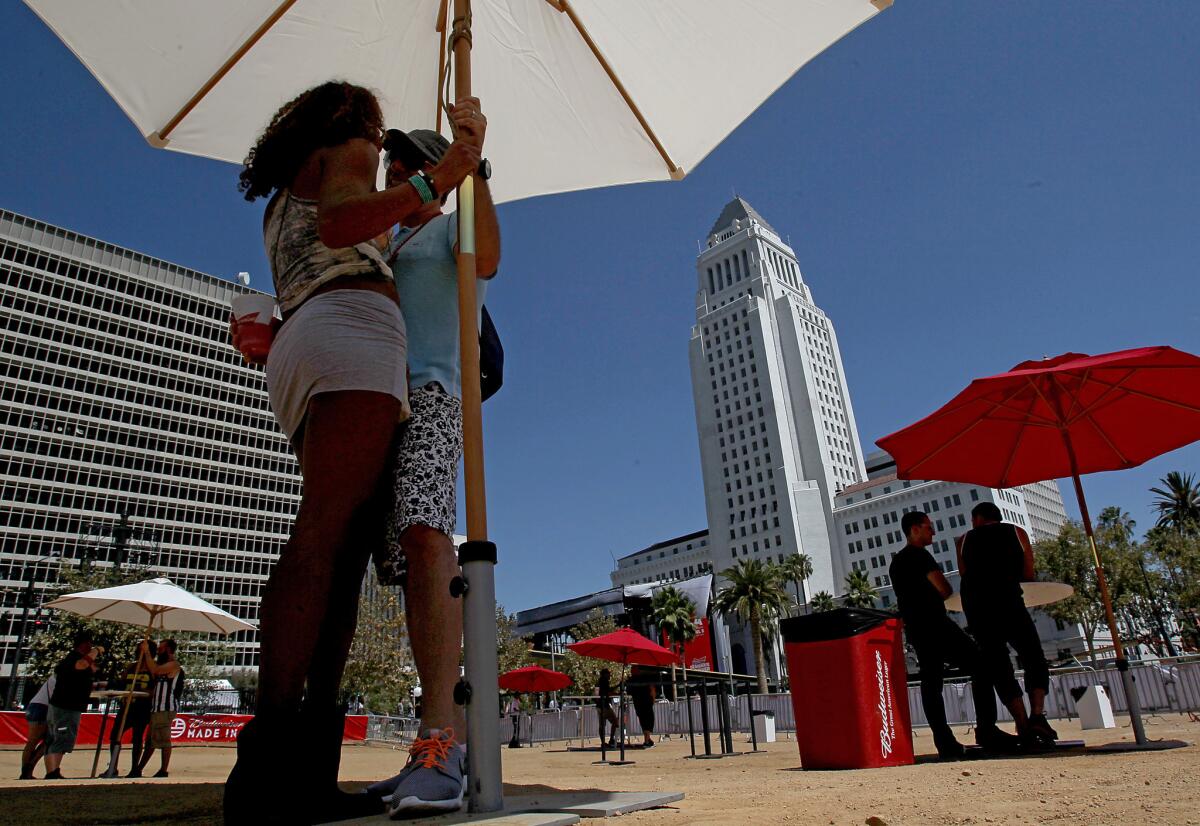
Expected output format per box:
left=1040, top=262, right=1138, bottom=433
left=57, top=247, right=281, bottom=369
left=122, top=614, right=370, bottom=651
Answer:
left=363, top=658, right=1200, bottom=745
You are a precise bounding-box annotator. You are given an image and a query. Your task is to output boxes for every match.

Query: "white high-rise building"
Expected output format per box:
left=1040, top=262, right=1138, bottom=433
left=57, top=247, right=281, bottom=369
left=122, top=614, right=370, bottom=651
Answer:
left=688, top=198, right=866, bottom=597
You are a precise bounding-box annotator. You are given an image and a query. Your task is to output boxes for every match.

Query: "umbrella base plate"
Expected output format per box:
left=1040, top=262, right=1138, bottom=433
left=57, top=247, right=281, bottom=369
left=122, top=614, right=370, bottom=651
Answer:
left=333, top=791, right=684, bottom=823
left=507, top=791, right=684, bottom=818
left=1087, top=738, right=1190, bottom=753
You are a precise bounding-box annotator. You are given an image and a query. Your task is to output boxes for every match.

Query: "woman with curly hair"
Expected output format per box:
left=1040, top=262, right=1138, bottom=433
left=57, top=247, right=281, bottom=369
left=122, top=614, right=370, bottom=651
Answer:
left=225, top=80, right=481, bottom=824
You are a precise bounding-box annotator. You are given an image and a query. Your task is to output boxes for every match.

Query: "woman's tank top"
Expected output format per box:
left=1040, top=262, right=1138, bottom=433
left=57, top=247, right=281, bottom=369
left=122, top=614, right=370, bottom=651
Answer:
left=265, top=190, right=393, bottom=313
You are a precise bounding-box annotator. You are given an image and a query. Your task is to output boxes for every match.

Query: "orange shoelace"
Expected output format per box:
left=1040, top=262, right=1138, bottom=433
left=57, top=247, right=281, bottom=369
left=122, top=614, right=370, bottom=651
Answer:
left=409, top=728, right=458, bottom=770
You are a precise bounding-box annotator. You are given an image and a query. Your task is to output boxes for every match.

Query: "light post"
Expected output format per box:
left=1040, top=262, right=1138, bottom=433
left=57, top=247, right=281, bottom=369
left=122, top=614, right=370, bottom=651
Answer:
left=4, top=547, right=61, bottom=709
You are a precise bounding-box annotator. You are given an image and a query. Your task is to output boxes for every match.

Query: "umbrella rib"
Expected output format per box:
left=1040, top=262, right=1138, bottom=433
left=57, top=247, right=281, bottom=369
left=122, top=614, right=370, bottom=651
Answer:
left=153, top=0, right=300, bottom=144
left=551, top=0, right=684, bottom=180
left=996, top=380, right=1041, bottom=486
left=1083, top=411, right=1130, bottom=466
left=902, top=382, right=1031, bottom=475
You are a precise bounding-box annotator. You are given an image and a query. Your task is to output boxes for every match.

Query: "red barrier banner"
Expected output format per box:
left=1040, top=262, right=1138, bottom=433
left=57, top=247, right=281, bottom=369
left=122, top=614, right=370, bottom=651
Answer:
left=0, top=711, right=367, bottom=746
left=661, top=616, right=712, bottom=672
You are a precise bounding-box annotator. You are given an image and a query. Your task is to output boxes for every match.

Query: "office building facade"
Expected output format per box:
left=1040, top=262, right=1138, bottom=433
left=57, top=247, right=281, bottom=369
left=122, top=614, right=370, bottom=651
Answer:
left=0, top=208, right=296, bottom=683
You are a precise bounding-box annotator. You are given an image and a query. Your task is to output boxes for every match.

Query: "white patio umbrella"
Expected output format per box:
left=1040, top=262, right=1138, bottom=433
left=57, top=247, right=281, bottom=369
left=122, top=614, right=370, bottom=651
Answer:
left=26, top=0, right=892, bottom=811
left=44, top=576, right=257, bottom=635
left=45, top=576, right=255, bottom=776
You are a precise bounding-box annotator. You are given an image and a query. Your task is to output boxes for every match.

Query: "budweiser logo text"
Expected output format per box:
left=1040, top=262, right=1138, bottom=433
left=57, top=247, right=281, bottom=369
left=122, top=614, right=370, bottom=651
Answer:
left=875, top=650, right=897, bottom=758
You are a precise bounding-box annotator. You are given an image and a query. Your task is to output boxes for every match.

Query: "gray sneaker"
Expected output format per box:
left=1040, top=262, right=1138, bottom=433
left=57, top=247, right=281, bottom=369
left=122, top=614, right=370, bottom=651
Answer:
left=383, top=730, right=467, bottom=818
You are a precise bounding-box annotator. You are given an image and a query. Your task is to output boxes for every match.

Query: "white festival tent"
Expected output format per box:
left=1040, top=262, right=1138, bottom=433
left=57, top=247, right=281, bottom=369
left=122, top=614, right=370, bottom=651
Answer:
left=26, top=0, right=892, bottom=814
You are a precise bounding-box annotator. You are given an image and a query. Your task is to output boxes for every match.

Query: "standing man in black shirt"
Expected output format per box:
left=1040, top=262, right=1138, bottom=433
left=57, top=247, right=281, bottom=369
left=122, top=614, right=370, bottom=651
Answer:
left=958, top=501, right=1056, bottom=747
left=889, top=512, right=1018, bottom=759
left=43, top=630, right=103, bottom=779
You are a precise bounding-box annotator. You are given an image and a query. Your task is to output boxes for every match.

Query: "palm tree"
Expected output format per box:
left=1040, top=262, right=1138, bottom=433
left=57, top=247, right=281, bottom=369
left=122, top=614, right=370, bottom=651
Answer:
left=843, top=569, right=877, bottom=609
left=714, top=559, right=792, bottom=694
left=810, top=591, right=837, bottom=612
left=778, top=553, right=814, bottom=615
left=651, top=586, right=697, bottom=701
left=1150, top=472, right=1200, bottom=534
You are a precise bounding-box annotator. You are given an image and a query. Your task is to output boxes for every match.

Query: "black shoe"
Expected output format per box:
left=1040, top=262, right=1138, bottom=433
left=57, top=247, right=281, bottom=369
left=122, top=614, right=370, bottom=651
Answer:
left=45, top=769, right=63, bottom=779
left=153, top=769, right=169, bottom=778
left=126, top=768, right=142, bottom=778
left=300, top=704, right=384, bottom=824
left=975, top=726, right=1023, bottom=754
left=1028, top=714, right=1058, bottom=745
left=934, top=736, right=965, bottom=761
left=19, top=770, right=34, bottom=780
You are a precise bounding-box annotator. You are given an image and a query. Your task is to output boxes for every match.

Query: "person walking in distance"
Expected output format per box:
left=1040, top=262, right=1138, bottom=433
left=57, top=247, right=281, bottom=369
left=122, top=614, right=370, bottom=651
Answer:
left=596, top=669, right=618, bottom=749
left=889, top=512, right=1021, bottom=759
left=227, top=81, right=481, bottom=823
left=957, top=501, right=1057, bottom=748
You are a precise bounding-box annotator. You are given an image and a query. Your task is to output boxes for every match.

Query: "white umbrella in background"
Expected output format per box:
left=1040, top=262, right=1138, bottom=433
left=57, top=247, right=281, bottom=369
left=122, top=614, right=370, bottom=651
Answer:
left=45, top=576, right=256, bottom=635
left=45, top=577, right=255, bottom=776
left=26, top=0, right=893, bottom=811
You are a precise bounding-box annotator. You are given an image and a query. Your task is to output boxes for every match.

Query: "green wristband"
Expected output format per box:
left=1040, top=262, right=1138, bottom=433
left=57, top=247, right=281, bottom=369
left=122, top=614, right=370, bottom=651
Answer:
left=409, top=174, right=434, bottom=204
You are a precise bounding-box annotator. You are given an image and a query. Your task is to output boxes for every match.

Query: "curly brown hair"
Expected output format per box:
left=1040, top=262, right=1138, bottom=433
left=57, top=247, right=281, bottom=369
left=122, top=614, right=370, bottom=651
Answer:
left=238, top=81, right=384, bottom=201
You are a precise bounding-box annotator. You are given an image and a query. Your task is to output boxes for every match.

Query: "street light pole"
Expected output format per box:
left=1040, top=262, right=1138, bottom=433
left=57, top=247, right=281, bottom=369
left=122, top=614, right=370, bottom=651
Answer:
left=4, top=566, right=36, bottom=709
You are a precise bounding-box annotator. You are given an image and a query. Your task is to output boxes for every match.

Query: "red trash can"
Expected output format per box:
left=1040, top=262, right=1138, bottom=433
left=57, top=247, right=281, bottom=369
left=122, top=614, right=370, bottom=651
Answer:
left=781, top=608, right=914, bottom=769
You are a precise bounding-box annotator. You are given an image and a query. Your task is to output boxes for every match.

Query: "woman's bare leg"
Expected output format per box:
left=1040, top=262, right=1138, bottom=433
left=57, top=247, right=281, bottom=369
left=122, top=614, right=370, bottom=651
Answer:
left=256, top=391, right=401, bottom=714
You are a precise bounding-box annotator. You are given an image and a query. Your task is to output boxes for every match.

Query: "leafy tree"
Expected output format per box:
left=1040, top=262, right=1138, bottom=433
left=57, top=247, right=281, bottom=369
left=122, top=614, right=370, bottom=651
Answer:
left=561, top=608, right=618, bottom=696
left=843, top=569, right=877, bottom=609
left=714, top=559, right=792, bottom=694
left=778, top=553, right=814, bottom=616
left=1150, top=471, right=1200, bottom=535
left=810, top=591, right=837, bottom=613
left=496, top=603, right=533, bottom=675
left=651, top=586, right=697, bottom=700
left=1143, top=524, right=1200, bottom=648
left=340, top=574, right=415, bottom=714
left=1032, top=516, right=1146, bottom=666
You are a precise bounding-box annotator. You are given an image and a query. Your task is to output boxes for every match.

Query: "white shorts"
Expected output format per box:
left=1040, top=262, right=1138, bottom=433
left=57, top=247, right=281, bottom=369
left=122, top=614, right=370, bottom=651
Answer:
left=266, top=290, right=409, bottom=442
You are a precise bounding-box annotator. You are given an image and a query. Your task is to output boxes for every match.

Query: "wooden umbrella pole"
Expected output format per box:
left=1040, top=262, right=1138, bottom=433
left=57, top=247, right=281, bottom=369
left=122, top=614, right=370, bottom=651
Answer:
left=450, top=0, right=504, bottom=813
left=1064, top=442, right=1148, bottom=744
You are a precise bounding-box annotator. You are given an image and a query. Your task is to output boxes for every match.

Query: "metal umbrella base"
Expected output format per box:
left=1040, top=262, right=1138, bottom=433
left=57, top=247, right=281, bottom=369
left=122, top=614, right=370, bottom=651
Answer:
left=334, top=791, right=685, bottom=824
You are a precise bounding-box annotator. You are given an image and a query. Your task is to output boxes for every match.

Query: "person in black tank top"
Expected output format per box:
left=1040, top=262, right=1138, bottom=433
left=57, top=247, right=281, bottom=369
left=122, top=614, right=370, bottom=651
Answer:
left=889, top=511, right=1019, bottom=758
left=958, top=502, right=1057, bottom=747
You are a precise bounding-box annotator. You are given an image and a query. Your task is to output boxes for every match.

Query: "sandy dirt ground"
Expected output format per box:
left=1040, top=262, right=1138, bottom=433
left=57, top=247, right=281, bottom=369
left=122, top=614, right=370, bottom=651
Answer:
left=0, top=714, right=1197, bottom=825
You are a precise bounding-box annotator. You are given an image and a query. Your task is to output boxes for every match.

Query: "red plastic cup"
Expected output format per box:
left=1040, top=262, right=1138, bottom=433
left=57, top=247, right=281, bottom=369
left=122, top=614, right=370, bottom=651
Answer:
left=231, top=294, right=277, bottom=362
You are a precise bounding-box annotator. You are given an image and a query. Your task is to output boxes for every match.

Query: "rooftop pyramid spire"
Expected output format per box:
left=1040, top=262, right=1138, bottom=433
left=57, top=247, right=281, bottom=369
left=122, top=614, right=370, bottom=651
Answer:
left=708, top=196, right=777, bottom=238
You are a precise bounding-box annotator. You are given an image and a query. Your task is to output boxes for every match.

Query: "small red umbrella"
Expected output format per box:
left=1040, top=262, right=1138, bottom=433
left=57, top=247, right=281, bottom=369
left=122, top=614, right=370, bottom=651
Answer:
left=878, top=345, right=1200, bottom=746
left=499, top=665, right=572, bottom=693
left=566, top=628, right=678, bottom=668
left=567, top=628, right=675, bottom=763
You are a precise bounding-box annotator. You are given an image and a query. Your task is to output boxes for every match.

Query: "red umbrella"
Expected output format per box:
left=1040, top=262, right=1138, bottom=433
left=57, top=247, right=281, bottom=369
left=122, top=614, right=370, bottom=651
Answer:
left=499, top=666, right=572, bottom=693
left=567, top=628, right=675, bottom=763
left=877, top=345, right=1200, bottom=746
left=566, top=628, right=678, bottom=668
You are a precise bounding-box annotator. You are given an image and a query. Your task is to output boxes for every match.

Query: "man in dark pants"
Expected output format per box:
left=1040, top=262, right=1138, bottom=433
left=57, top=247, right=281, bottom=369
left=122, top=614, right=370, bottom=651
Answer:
left=958, top=501, right=1057, bottom=747
left=890, top=511, right=1020, bottom=759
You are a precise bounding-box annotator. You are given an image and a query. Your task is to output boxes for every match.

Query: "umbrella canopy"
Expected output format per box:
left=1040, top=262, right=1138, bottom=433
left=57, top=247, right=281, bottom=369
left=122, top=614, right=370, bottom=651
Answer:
left=44, top=576, right=257, bottom=635
left=876, top=347, right=1200, bottom=487
left=498, top=665, right=571, bottom=693
left=566, top=627, right=676, bottom=667
left=24, top=0, right=890, bottom=204
left=877, top=345, right=1200, bottom=748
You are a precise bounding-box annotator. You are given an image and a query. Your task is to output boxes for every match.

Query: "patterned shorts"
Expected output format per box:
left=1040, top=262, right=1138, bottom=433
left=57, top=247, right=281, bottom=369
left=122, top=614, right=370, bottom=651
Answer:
left=374, top=383, right=463, bottom=585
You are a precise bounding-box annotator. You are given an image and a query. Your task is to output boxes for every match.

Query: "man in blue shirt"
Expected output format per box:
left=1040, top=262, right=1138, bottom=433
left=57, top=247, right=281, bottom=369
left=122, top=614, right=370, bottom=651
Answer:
left=367, top=100, right=499, bottom=816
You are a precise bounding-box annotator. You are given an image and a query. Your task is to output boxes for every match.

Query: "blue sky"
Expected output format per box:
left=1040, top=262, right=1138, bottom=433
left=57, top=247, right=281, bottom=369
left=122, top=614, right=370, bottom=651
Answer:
left=3, top=3, right=1198, bottom=614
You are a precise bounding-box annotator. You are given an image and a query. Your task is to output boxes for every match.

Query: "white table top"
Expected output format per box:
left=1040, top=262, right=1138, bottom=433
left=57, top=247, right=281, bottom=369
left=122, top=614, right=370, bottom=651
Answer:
left=945, top=581, right=1074, bottom=613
